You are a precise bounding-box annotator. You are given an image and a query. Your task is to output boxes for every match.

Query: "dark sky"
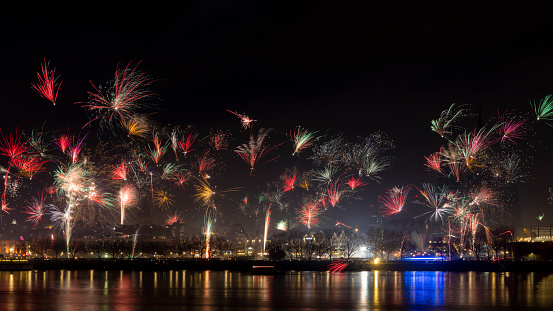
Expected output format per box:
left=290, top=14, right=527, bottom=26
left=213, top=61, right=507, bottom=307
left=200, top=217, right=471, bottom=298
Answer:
left=2, top=1, right=553, bottom=231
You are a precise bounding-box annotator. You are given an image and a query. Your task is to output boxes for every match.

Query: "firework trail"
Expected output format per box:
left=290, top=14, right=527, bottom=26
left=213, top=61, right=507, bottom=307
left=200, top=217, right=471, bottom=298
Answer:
left=430, top=103, right=466, bottom=138
left=263, top=205, right=271, bottom=254
left=311, top=134, right=345, bottom=165
left=0, top=129, right=29, bottom=204
left=80, top=60, right=155, bottom=130
left=31, top=58, right=62, bottom=105
left=119, top=185, right=136, bottom=225
left=50, top=206, right=73, bottom=256
left=327, top=178, right=345, bottom=208
left=297, top=198, right=323, bottom=229
left=424, top=149, right=443, bottom=175
left=415, top=183, right=453, bottom=223
left=209, top=128, right=229, bottom=150
left=154, top=189, right=174, bottom=209
left=379, top=185, right=411, bottom=217
left=456, top=126, right=498, bottom=170
left=112, top=160, right=129, bottom=180
left=121, top=114, right=151, bottom=139
left=531, top=94, right=553, bottom=125
left=335, top=221, right=351, bottom=228
left=203, top=212, right=214, bottom=258
left=276, top=219, right=288, bottom=231
left=165, top=211, right=183, bottom=225
left=145, top=131, right=168, bottom=164
left=346, top=175, right=367, bottom=190
left=291, top=127, right=319, bottom=155
left=54, top=134, right=72, bottom=153
left=195, top=150, right=217, bottom=178
left=235, top=128, right=280, bottom=175
left=67, top=135, right=86, bottom=164
left=10, top=155, right=48, bottom=179
left=131, top=228, right=140, bottom=258
left=282, top=172, right=296, bottom=192
left=226, top=110, right=256, bottom=129
left=177, top=131, right=198, bottom=158
left=496, top=113, right=526, bottom=145
left=313, top=164, right=337, bottom=184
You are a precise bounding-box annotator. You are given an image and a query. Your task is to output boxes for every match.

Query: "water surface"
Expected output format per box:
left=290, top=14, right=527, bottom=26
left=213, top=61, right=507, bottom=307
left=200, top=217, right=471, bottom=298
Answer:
left=1, top=270, right=552, bottom=310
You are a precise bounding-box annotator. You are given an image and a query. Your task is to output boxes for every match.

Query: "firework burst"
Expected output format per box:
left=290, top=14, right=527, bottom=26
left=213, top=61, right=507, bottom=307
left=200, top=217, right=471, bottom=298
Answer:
left=31, top=58, right=62, bottom=105
left=379, top=185, right=411, bottom=217
left=291, top=127, right=319, bottom=155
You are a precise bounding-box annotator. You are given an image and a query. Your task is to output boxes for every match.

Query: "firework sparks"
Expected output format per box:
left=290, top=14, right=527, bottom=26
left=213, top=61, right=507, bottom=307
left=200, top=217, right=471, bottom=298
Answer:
left=165, top=211, right=184, bottom=225
left=424, top=149, right=443, bottom=174
left=210, top=128, right=229, bottom=150
left=112, top=160, right=129, bottom=180
left=10, top=155, right=48, bottom=179
left=195, top=150, right=217, bottom=177
left=327, top=179, right=345, bottom=208
left=327, top=259, right=349, bottom=273
left=177, top=131, right=198, bottom=158
left=145, top=132, right=168, bottom=164
left=379, top=185, right=411, bottom=217
left=346, top=175, right=367, bottom=190
left=80, top=60, right=155, bottom=129
left=282, top=172, right=296, bottom=192
left=276, top=219, right=288, bottom=231
left=291, top=127, right=319, bottom=155
left=531, top=94, right=553, bottom=125
left=119, top=185, right=136, bottom=225
left=227, top=110, right=256, bottom=129
left=263, top=205, right=271, bottom=254
left=31, top=58, right=62, bottom=105
left=496, top=114, right=526, bottom=145
left=415, top=183, right=453, bottom=223
left=203, top=212, right=214, bottom=258
left=296, top=198, right=323, bottom=229
left=154, top=189, right=174, bottom=209
left=430, top=103, right=466, bottom=138
left=121, top=115, right=151, bottom=139
left=235, top=128, right=280, bottom=174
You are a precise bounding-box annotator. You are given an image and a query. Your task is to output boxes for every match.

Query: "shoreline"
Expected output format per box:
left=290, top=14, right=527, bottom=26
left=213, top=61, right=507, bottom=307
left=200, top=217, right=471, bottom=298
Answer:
left=20, top=258, right=553, bottom=272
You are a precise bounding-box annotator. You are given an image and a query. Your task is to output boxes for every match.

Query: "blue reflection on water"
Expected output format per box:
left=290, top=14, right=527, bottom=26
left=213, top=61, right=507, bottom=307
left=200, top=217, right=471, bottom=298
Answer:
left=403, top=271, right=445, bottom=307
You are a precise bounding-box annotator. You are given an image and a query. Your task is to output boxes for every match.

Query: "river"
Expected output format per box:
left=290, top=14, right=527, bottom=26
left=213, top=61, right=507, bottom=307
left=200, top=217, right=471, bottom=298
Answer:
left=1, top=270, right=552, bottom=310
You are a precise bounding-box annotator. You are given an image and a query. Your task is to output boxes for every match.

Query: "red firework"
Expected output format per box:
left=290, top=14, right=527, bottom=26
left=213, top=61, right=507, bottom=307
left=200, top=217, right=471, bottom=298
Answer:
left=54, top=134, right=72, bottom=153
left=31, top=58, right=62, bottom=105
left=346, top=175, right=367, bottom=190
left=112, top=160, right=128, bottom=180
left=0, top=128, right=29, bottom=159
left=10, top=155, right=49, bottom=179
left=297, top=199, right=323, bottom=229
left=210, top=128, right=229, bottom=150
left=282, top=172, right=296, bottom=192
left=80, top=60, right=155, bottom=128
left=172, top=171, right=190, bottom=188
left=424, top=149, right=442, bottom=174
left=327, top=259, right=349, bottom=273
left=177, top=132, right=198, bottom=158
left=379, top=185, right=412, bottom=217
left=227, top=110, right=256, bottom=129
left=327, top=179, right=344, bottom=208
left=195, top=150, right=217, bottom=177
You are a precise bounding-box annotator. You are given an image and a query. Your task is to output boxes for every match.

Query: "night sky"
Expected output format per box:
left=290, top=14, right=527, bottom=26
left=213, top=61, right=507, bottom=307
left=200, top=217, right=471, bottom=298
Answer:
left=2, top=1, right=553, bottom=231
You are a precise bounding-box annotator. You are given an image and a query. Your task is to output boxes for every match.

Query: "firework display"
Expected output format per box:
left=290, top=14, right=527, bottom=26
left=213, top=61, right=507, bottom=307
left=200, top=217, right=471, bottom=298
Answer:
left=0, top=58, right=550, bottom=261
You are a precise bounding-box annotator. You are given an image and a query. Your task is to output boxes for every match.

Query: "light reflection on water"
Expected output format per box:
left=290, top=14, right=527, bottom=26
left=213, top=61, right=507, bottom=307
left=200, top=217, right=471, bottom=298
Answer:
left=0, top=270, right=552, bottom=310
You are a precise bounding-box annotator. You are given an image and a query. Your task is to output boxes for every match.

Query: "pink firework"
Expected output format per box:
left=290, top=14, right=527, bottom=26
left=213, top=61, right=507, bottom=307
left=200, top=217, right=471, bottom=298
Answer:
left=297, top=199, right=323, bottom=229
left=80, top=61, right=155, bottom=128
left=54, top=134, right=72, bottom=153
left=67, top=135, right=86, bottom=163
left=24, top=191, right=49, bottom=227
left=346, top=175, right=367, bottom=190
left=177, top=132, right=198, bottom=158
left=227, top=109, right=256, bottom=129
left=327, top=179, right=344, bottom=208
left=31, top=58, right=62, bottom=105
left=282, top=172, right=296, bottom=192
left=379, top=185, right=411, bottom=217
left=209, top=128, right=229, bottom=150
left=496, top=114, right=526, bottom=145
left=112, top=160, right=128, bottom=180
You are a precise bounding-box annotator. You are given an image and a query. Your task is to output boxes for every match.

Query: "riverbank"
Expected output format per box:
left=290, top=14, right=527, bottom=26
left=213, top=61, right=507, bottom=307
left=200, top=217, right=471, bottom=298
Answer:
left=25, top=258, right=553, bottom=272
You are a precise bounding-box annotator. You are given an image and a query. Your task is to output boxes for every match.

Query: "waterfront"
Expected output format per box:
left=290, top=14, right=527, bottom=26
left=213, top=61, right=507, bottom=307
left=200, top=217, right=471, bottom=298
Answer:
left=1, top=270, right=552, bottom=310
